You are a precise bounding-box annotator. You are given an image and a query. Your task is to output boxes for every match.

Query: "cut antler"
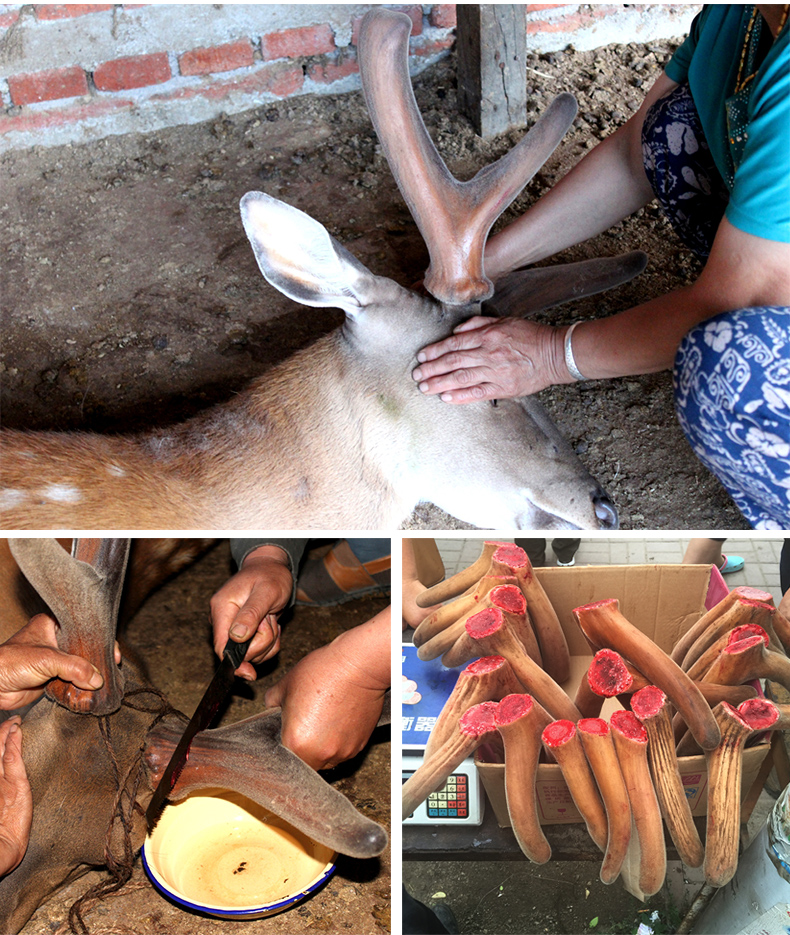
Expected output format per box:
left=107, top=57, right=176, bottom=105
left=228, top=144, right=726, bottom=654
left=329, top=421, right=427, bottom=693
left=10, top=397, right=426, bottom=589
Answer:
left=416, top=542, right=503, bottom=607
left=703, top=702, right=762, bottom=887
left=442, top=583, right=541, bottom=669
left=670, top=587, right=775, bottom=666
left=701, top=633, right=790, bottom=692
left=685, top=623, right=770, bottom=681
left=573, top=599, right=720, bottom=751
left=680, top=598, right=778, bottom=672
left=610, top=710, right=667, bottom=897
left=402, top=701, right=498, bottom=820
left=465, top=607, right=581, bottom=721
left=631, top=686, right=704, bottom=868
left=359, top=8, right=577, bottom=305
left=542, top=720, right=608, bottom=852
left=496, top=545, right=570, bottom=683
left=424, top=655, right=522, bottom=761
left=413, top=574, right=515, bottom=648
left=574, top=648, right=642, bottom=719
left=578, top=718, right=632, bottom=885
left=495, top=694, right=553, bottom=863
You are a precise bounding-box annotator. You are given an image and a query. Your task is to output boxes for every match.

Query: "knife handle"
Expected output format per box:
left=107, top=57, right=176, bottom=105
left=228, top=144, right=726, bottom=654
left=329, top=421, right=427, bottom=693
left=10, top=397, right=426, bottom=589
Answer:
left=223, top=634, right=255, bottom=671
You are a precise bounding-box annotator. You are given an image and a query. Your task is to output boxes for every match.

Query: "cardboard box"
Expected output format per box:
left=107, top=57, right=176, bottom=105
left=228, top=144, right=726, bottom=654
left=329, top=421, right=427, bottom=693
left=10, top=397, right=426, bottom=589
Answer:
left=474, top=563, right=772, bottom=828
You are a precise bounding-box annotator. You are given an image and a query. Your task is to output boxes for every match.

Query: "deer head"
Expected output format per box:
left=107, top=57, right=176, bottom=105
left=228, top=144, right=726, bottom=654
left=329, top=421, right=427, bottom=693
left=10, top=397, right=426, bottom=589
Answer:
left=0, top=538, right=387, bottom=934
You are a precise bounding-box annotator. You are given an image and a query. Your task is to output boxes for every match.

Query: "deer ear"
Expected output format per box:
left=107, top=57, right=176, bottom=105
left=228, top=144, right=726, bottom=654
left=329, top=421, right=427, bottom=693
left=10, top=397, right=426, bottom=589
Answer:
left=240, top=191, right=374, bottom=318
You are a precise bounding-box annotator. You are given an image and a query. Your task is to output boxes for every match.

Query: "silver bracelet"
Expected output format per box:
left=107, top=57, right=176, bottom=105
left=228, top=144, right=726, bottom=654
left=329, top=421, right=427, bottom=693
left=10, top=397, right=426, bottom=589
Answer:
left=564, top=321, right=587, bottom=382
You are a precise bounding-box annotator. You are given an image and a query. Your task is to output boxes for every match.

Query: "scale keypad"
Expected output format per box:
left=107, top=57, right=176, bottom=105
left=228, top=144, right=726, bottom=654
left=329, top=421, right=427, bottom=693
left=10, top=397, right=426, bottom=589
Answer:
left=426, top=774, right=468, bottom=818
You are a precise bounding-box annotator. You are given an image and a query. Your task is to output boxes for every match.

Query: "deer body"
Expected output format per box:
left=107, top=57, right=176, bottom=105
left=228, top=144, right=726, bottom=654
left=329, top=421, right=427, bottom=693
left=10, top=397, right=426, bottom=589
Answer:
left=1, top=273, right=617, bottom=529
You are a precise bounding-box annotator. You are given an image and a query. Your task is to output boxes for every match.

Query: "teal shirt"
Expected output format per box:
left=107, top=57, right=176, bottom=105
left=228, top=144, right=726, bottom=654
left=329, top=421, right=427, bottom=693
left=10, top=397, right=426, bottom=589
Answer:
left=665, top=4, right=790, bottom=243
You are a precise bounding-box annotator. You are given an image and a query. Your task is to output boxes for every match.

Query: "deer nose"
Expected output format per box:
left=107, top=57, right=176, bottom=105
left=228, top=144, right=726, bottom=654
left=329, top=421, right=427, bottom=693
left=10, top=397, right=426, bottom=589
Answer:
left=593, top=493, right=618, bottom=530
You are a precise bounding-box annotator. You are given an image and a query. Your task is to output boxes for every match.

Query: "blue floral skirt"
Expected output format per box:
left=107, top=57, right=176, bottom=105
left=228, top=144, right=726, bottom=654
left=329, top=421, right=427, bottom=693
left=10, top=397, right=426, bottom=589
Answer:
left=643, top=84, right=790, bottom=527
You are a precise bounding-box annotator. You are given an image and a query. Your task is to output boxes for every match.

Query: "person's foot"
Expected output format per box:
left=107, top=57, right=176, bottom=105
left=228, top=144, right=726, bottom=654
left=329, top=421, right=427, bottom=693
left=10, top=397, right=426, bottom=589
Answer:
left=718, top=555, right=745, bottom=575
left=556, top=556, right=576, bottom=567
left=296, top=541, right=390, bottom=606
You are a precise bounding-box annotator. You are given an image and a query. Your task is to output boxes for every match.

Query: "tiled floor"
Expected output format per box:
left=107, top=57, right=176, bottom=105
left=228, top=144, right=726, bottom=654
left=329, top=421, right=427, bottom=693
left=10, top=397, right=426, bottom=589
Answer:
left=434, top=536, right=787, bottom=606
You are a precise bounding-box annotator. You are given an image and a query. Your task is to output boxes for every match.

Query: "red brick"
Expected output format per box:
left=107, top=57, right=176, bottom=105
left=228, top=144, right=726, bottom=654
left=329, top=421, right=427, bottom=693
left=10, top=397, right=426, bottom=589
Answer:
left=411, top=35, right=455, bottom=57
left=150, top=61, right=303, bottom=103
left=261, top=23, right=334, bottom=61
left=34, top=4, right=113, bottom=20
left=8, top=65, right=88, bottom=105
left=527, top=6, right=616, bottom=33
left=429, top=4, right=456, bottom=29
left=179, top=40, right=254, bottom=77
left=0, top=10, right=20, bottom=28
left=307, top=56, right=359, bottom=85
left=94, top=53, right=171, bottom=91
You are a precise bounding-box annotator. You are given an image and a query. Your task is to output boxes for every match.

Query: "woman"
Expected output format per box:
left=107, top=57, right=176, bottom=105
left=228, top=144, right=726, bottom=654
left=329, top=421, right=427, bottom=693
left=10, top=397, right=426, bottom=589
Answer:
left=412, top=4, right=790, bottom=528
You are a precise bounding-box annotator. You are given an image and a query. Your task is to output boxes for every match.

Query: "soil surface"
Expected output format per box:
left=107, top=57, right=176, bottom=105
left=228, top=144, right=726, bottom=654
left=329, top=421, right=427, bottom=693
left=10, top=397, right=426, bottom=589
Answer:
left=0, top=40, right=746, bottom=530
left=18, top=541, right=391, bottom=935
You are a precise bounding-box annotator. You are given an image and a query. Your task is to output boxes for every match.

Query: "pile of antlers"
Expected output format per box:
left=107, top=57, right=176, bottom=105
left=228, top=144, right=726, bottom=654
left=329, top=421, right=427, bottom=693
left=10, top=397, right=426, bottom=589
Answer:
left=404, top=542, right=790, bottom=897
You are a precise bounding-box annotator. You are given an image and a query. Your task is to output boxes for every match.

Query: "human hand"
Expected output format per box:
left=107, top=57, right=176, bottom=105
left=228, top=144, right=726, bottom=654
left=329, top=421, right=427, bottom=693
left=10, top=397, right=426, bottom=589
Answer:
left=0, top=717, right=32, bottom=876
left=412, top=317, right=569, bottom=403
left=210, top=546, right=293, bottom=681
left=0, top=614, right=109, bottom=710
left=402, top=577, right=441, bottom=631
left=264, top=608, right=390, bottom=770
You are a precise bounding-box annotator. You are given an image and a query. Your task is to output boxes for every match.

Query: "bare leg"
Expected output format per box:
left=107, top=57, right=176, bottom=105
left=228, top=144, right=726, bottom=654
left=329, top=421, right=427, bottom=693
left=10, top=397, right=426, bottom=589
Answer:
left=682, top=539, right=726, bottom=566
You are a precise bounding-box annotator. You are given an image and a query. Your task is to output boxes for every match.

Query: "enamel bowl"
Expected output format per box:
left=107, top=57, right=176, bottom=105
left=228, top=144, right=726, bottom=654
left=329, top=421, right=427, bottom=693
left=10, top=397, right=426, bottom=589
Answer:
left=142, top=788, right=336, bottom=920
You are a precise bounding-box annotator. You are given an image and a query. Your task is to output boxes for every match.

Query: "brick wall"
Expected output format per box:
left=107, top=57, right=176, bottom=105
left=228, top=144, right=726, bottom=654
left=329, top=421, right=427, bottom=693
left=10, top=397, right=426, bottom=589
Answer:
left=0, top=3, right=699, bottom=152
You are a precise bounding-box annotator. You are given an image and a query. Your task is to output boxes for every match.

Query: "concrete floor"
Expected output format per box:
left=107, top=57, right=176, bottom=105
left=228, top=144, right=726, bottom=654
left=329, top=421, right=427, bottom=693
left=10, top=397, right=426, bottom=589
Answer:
left=401, top=536, right=788, bottom=935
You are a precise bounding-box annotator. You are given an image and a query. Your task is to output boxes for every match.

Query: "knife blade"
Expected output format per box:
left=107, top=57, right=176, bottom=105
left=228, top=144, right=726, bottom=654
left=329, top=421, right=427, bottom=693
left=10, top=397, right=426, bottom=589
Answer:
left=145, top=633, right=252, bottom=832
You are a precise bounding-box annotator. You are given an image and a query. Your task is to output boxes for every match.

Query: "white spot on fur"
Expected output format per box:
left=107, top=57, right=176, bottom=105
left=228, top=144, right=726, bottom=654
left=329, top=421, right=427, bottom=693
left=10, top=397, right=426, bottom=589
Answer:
left=0, top=489, right=27, bottom=509
left=107, top=464, right=126, bottom=477
left=41, top=484, right=82, bottom=503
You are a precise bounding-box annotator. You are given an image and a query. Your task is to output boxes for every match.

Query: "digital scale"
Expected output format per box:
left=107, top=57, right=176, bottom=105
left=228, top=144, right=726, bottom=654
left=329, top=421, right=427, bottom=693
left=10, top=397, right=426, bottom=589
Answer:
left=401, top=643, right=484, bottom=826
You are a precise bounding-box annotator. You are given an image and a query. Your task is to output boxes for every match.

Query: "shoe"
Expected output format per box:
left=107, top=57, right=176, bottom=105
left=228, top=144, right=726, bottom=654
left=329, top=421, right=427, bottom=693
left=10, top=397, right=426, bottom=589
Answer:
left=718, top=554, right=745, bottom=575
left=296, top=540, right=391, bottom=606
left=556, top=556, right=576, bottom=567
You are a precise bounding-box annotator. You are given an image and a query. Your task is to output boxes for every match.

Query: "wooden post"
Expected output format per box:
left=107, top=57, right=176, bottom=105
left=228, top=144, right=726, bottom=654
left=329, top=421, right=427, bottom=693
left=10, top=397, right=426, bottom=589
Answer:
left=456, top=5, right=527, bottom=138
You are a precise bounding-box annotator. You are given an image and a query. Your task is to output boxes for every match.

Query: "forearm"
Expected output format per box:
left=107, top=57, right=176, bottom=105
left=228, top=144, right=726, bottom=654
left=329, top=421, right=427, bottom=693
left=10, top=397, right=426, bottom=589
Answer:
left=569, top=284, right=713, bottom=380
left=334, top=607, right=391, bottom=691
left=485, top=72, right=677, bottom=279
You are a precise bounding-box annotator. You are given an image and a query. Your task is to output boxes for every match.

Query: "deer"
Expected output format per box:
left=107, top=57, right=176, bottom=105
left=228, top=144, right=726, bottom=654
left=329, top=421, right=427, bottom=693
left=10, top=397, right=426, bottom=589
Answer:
left=0, top=8, right=644, bottom=531
left=0, top=537, right=388, bottom=934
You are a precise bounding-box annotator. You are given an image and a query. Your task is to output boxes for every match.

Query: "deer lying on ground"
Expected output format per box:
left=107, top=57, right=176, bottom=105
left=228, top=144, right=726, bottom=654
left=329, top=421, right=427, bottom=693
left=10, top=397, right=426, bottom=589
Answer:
left=0, top=9, right=643, bottom=531
left=0, top=538, right=388, bottom=934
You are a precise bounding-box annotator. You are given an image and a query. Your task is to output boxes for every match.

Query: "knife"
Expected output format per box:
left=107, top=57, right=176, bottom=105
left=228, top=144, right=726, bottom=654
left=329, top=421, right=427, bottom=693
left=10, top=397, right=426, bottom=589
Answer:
left=145, top=634, right=253, bottom=832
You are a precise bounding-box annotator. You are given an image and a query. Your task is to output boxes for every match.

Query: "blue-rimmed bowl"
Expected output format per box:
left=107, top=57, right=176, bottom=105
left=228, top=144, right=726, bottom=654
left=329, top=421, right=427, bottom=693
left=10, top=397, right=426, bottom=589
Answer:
left=142, top=788, right=336, bottom=920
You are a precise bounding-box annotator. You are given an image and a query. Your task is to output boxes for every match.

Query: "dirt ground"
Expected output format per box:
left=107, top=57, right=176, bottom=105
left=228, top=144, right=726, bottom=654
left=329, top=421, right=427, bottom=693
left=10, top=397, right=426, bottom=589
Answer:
left=0, top=39, right=746, bottom=530
left=18, top=540, right=391, bottom=935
